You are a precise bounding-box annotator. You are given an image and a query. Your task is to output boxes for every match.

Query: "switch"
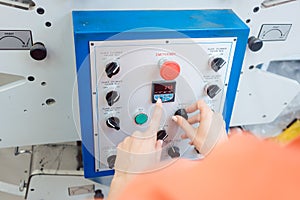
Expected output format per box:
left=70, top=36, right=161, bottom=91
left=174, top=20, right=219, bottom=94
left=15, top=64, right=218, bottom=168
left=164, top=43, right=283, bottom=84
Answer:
left=206, top=84, right=221, bottom=99
left=94, top=189, right=104, bottom=199
left=209, top=57, right=226, bottom=72
left=248, top=36, right=263, bottom=52
left=107, top=155, right=116, bottom=169
left=194, top=147, right=200, bottom=154
left=106, top=117, right=120, bottom=130
left=106, top=91, right=120, bottom=106
left=174, top=109, right=188, bottom=120
left=167, top=146, right=180, bottom=158
left=158, top=59, right=180, bottom=80
left=157, top=130, right=168, bottom=141
left=30, top=42, right=47, bottom=61
left=134, top=113, right=148, bottom=125
left=105, top=61, right=120, bottom=78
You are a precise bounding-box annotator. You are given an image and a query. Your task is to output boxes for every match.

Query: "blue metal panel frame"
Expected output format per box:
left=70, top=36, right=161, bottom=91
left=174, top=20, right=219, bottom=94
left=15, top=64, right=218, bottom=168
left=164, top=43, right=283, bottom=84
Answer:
left=72, top=10, right=249, bottom=178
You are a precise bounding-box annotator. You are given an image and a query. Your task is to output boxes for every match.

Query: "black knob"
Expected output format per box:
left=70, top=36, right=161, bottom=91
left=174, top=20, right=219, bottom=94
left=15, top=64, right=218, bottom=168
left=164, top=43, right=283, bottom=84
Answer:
left=94, top=189, right=104, bottom=199
left=174, top=109, right=188, bottom=120
left=105, top=61, right=120, bottom=78
left=106, top=91, right=120, bottom=106
left=194, top=147, right=200, bottom=154
left=106, top=117, right=120, bottom=130
left=210, top=57, right=226, bottom=72
left=157, top=130, right=168, bottom=141
left=107, top=155, right=116, bottom=169
left=167, top=146, right=180, bottom=158
left=206, top=84, right=221, bottom=99
left=248, top=36, right=263, bottom=52
left=30, top=42, right=47, bottom=61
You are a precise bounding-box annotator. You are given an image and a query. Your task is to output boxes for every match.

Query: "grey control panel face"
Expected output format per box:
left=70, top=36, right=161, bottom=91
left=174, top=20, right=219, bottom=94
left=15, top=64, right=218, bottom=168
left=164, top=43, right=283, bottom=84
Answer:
left=89, top=38, right=236, bottom=171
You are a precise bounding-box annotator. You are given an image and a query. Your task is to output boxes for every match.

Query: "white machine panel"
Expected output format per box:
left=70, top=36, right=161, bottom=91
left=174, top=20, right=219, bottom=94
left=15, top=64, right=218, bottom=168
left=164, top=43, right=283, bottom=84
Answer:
left=89, top=38, right=236, bottom=171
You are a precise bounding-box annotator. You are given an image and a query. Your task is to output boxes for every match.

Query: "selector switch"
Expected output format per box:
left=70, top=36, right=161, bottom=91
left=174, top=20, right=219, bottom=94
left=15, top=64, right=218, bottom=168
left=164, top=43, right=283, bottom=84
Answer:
left=206, top=84, right=221, bottom=99
left=107, top=155, right=116, bottom=169
left=105, top=61, right=120, bottom=78
left=194, top=147, right=200, bottom=154
left=167, top=146, right=180, bottom=158
left=106, top=91, right=120, bottom=106
left=94, top=189, right=104, bottom=199
left=134, top=113, right=148, bottom=125
left=209, top=57, right=226, bottom=72
left=106, top=117, right=120, bottom=130
left=157, top=130, right=168, bottom=141
left=174, top=109, right=188, bottom=120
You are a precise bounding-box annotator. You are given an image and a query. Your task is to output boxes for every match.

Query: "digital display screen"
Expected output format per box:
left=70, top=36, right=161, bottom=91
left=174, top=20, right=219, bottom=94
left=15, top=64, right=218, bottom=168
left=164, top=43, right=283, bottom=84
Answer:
left=152, top=81, right=176, bottom=103
left=154, top=83, right=174, bottom=94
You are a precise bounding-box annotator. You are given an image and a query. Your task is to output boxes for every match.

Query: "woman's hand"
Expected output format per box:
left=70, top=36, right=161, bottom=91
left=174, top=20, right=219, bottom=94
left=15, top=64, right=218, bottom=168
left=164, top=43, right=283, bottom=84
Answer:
left=108, top=99, right=163, bottom=200
left=114, top=98, right=164, bottom=173
left=172, top=100, right=228, bottom=155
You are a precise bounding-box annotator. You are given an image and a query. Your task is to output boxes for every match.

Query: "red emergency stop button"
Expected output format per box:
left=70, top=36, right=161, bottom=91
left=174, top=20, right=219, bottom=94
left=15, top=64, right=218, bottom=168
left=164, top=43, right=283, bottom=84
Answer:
left=159, top=59, right=180, bottom=80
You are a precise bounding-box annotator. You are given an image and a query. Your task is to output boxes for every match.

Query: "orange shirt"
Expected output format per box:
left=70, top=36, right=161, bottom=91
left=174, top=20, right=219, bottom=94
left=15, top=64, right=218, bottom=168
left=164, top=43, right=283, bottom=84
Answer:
left=118, top=134, right=300, bottom=200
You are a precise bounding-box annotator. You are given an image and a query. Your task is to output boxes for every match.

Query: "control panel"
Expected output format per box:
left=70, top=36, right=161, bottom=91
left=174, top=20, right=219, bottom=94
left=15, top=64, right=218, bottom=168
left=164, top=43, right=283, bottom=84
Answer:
left=89, top=38, right=236, bottom=171
left=72, top=10, right=249, bottom=177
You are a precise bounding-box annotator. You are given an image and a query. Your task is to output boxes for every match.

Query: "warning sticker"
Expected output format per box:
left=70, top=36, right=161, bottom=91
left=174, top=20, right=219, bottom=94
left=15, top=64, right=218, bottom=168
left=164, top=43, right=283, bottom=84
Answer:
left=0, top=30, right=32, bottom=50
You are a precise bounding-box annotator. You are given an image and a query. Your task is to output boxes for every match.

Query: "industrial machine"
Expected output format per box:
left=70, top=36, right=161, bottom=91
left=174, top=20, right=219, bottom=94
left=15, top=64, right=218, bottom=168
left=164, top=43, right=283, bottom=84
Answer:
left=0, top=0, right=299, bottom=199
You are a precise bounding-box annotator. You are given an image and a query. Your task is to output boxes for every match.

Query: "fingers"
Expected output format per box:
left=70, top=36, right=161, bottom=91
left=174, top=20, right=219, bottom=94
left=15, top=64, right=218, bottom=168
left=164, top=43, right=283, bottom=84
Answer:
left=172, top=115, right=196, bottom=140
left=187, top=113, right=201, bottom=124
left=186, top=100, right=206, bottom=113
left=186, top=100, right=212, bottom=118
left=146, top=98, right=163, bottom=137
left=186, top=100, right=214, bottom=130
left=181, top=133, right=188, bottom=139
left=155, top=140, right=163, bottom=150
left=117, top=136, right=132, bottom=150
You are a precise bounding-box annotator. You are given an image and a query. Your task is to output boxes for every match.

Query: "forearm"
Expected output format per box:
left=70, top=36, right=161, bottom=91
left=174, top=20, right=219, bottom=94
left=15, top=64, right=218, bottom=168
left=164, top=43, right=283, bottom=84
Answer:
left=107, top=171, right=135, bottom=200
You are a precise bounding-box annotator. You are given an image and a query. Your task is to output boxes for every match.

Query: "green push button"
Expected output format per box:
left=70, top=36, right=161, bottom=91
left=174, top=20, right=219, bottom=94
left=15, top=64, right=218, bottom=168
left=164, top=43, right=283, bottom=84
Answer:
left=135, top=113, right=148, bottom=125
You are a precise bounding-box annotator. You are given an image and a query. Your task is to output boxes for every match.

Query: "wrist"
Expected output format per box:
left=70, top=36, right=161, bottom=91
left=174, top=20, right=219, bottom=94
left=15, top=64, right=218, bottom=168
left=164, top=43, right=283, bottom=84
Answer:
left=108, top=171, right=136, bottom=200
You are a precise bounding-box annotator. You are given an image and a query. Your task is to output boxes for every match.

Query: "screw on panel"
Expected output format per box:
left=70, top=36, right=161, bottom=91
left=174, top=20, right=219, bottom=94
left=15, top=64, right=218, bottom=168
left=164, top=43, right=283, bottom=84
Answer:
left=46, top=98, right=56, bottom=105
left=253, top=6, right=260, bottom=13
left=27, top=76, right=35, bottom=81
left=36, top=7, right=45, bottom=15
left=45, top=21, right=52, bottom=27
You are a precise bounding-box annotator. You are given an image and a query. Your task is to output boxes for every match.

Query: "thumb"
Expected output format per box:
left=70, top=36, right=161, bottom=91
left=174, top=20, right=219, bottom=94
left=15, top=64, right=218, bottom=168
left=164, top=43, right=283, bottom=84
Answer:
left=155, top=140, right=163, bottom=162
left=155, top=140, right=163, bottom=150
left=172, top=115, right=196, bottom=140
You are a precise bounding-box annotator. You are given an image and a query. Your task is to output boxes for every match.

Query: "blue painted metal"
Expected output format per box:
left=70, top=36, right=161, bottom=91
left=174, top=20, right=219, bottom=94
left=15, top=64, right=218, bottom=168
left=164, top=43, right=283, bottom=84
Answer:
left=72, top=10, right=249, bottom=178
